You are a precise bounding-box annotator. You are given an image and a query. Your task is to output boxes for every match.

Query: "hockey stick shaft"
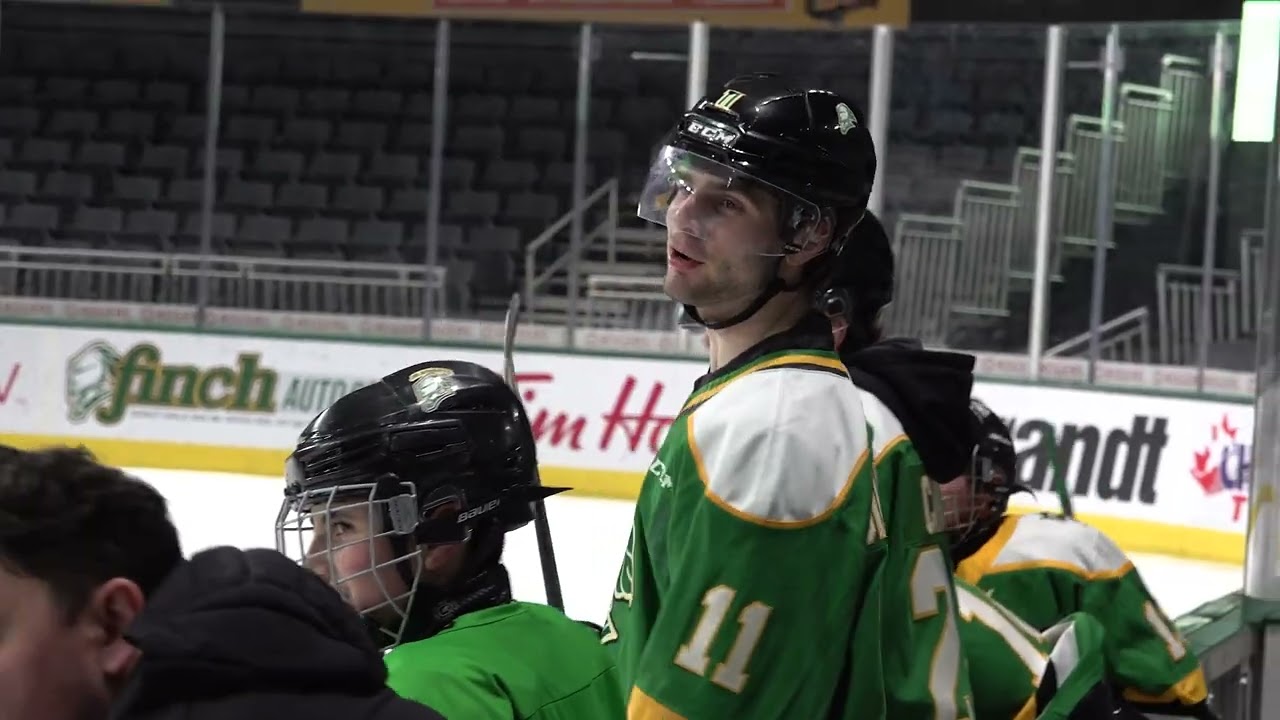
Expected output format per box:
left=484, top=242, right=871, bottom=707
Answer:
left=503, top=292, right=566, bottom=611
left=1046, top=426, right=1075, bottom=518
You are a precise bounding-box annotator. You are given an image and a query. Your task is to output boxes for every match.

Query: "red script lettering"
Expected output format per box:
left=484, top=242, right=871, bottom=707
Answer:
left=514, top=371, right=676, bottom=455
left=0, top=364, right=18, bottom=405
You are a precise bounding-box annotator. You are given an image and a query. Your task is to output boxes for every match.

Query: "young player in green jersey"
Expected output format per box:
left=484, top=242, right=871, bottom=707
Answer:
left=817, top=210, right=978, bottom=719
left=602, top=73, right=961, bottom=719
left=956, top=575, right=1116, bottom=718
left=944, top=399, right=1219, bottom=720
left=277, top=360, right=625, bottom=720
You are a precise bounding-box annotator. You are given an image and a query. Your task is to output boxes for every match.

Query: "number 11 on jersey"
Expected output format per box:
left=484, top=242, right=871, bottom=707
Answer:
left=675, top=585, right=774, bottom=693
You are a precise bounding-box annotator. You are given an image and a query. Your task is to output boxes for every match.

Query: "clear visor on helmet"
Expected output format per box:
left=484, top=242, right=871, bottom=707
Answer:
left=275, top=466, right=426, bottom=649
left=637, top=145, right=825, bottom=256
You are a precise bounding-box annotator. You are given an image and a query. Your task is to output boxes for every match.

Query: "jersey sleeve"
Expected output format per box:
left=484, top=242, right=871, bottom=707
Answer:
left=1068, top=525, right=1211, bottom=715
left=955, top=579, right=1048, bottom=720
left=626, top=369, right=874, bottom=719
left=1025, top=612, right=1117, bottom=720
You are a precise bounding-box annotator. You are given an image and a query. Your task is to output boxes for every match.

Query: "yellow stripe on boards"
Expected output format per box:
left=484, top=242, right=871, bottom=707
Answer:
left=0, top=433, right=644, bottom=501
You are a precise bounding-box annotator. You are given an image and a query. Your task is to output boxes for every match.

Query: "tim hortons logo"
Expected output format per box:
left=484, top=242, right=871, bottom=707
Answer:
left=513, top=372, right=676, bottom=455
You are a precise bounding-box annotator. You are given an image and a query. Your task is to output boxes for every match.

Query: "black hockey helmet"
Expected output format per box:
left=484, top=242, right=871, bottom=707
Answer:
left=815, top=209, right=894, bottom=352
left=947, top=397, right=1030, bottom=559
left=280, top=360, right=561, bottom=548
left=638, top=73, right=878, bottom=330
left=276, top=360, right=563, bottom=649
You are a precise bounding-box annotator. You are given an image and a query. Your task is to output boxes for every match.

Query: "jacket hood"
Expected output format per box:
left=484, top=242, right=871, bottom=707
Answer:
left=119, top=546, right=387, bottom=707
left=842, top=336, right=978, bottom=481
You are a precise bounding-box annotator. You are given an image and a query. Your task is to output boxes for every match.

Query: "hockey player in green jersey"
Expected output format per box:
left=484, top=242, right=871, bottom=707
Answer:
left=816, top=210, right=978, bottom=718
left=944, top=398, right=1218, bottom=720
left=602, top=73, right=947, bottom=719
left=956, top=574, right=1117, bottom=718
left=277, top=360, right=625, bottom=720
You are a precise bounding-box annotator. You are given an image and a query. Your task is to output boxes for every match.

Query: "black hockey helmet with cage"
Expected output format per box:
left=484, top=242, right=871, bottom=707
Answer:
left=949, top=397, right=1031, bottom=561
left=639, top=73, right=878, bottom=330
left=815, top=208, right=894, bottom=352
left=282, top=360, right=562, bottom=547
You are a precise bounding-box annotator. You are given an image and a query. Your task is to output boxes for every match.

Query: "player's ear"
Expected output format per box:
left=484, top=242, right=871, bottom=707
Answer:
left=417, top=501, right=468, bottom=583
left=784, top=215, right=834, bottom=268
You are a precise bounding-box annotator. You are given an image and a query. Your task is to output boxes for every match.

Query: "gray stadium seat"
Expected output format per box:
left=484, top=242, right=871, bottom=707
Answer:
left=279, top=117, right=333, bottom=150
left=445, top=190, right=499, bottom=222
left=0, top=171, right=37, bottom=204
left=103, top=110, right=156, bottom=143
left=36, top=171, right=94, bottom=208
left=351, top=90, right=403, bottom=120
left=332, top=185, right=384, bottom=219
left=366, top=154, right=419, bottom=188
left=138, top=145, right=190, bottom=178
left=294, top=217, right=349, bottom=253
left=481, top=159, right=538, bottom=192
left=223, top=179, right=275, bottom=212
left=308, top=151, right=361, bottom=184
left=7, top=203, right=60, bottom=244
left=75, top=141, right=127, bottom=172
left=120, top=208, right=179, bottom=252
left=46, top=110, right=99, bottom=141
left=334, top=121, right=389, bottom=153
left=392, top=122, right=432, bottom=153
left=348, top=218, right=405, bottom=261
left=276, top=182, right=328, bottom=217
left=112, top=175, right=163, bottom=210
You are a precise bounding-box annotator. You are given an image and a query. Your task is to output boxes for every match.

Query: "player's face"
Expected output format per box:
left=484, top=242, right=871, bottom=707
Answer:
left=663, top=167, right=782, bottom=318
left=0, top=569, right=124, bottom=720
left=305, top=502, right=410, bottom=621
left=941, top=474, right=980, bottom=533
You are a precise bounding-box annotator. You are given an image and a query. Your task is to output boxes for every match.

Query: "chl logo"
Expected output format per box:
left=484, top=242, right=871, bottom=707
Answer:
left=1191, top=413, right=1250, bottom=522
left=685, top=119, right=738, bottom=147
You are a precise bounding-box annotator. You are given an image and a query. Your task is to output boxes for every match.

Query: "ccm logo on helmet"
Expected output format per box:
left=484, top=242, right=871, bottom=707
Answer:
left=684, top=118, right=738, bottom=147
left=458, top=498, right=500, bottom=523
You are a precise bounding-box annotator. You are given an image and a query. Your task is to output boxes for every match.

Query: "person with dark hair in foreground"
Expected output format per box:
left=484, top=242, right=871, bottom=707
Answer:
left=0, top=444, right=446, bottom=720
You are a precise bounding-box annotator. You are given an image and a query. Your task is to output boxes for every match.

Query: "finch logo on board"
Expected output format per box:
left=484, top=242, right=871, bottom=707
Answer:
left=1190, top=414, right=1251, bottom=522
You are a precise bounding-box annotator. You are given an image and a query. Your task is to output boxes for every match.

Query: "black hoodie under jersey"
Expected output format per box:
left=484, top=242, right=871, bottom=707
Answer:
left=109, top=546, right=446, bottom=720
left=841, top=336, right=978, bottom=482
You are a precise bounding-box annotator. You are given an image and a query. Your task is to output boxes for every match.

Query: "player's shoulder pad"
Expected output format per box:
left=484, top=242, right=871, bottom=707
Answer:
left=855, top=388, right=910, bottom=460
left=994, top=513, right=1132, bottom=576
left=690, top=364, right=869, bottom=528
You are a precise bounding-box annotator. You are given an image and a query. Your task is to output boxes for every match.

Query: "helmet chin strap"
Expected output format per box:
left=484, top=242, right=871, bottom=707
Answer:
left=684, top=257, right=805, bottom=331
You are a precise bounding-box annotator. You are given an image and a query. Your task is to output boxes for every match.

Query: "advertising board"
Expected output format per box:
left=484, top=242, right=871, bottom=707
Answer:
left=0, top=322, right=1253, bottom=562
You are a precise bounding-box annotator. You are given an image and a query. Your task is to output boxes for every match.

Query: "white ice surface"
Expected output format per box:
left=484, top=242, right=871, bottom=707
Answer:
left=129, top=467, right=1242, bottom=624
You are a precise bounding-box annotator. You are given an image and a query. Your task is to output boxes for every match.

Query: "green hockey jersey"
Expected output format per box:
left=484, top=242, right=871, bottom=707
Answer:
left=601, top=340, right=886, bottom=719
left=957, top=512, right=1210, bottom=717
left=955, top=578, right=1112, bottom=719
left=854, top=390, right=974, bottom=720
left=385, top=601, right=624, bottom=719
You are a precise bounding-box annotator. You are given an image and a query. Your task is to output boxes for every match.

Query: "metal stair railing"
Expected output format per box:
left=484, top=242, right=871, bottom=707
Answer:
left=1009, top=147, right=1074, bottom=284
left=950, top=180, right=1019, bottom=318
left=886, top=214, right=965, bottom=346
left=1159, top=54, right=1209, bottom=181
left=1155, top=263, right=1242, bottom=366
left=1044, top=306, right=1151, bottom=364
left=1115, top=83, right=1175, bottom=215
left=522, top=177, right=619, bottom=317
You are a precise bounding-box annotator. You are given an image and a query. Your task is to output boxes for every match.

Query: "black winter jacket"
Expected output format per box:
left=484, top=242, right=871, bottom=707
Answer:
left=108, top=546, right=447, bottom=720
left=841, top=336, right=979, bottom=482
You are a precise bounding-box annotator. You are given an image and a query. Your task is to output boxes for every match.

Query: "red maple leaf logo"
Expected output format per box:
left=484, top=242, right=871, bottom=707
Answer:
left=1192, top=414, right=1239, bottom=495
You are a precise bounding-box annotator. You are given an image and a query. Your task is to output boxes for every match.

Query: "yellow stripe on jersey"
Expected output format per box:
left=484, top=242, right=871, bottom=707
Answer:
left=680, top=352, right=847, bottom=415
left=626, top=686, right=689, bottom=720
